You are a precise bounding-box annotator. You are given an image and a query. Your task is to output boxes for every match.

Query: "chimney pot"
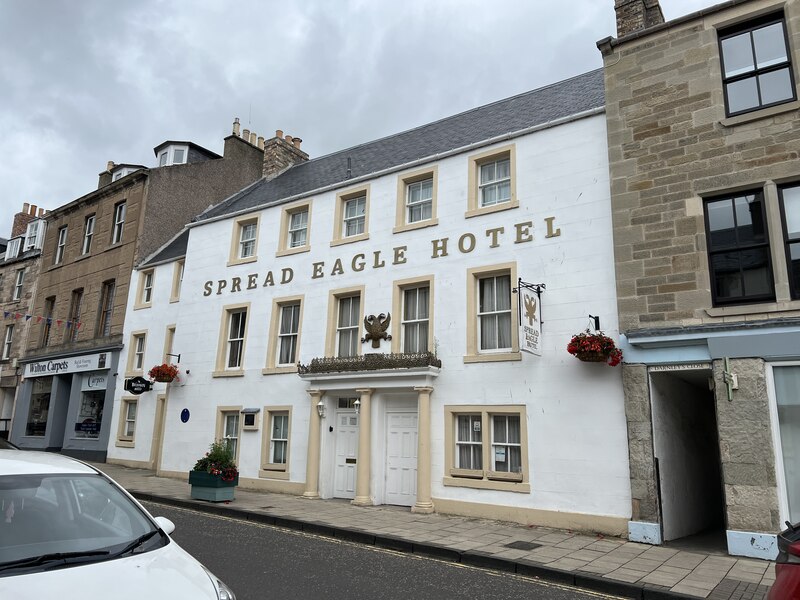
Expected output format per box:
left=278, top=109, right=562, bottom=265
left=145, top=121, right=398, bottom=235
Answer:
left=257, top=136, right=265, bottom=149
left=233, top=117, right=241, bottom=136
left=242, top=128, right=250, bottom=141
left=30, top=204, right=38, bottom=216
left=38, top=208, right=45, bottom=217
left=106, top=160, right=115, bottom=172
left=275, top=129, right=284, bottom=139
left=292, top=137, right=302, bottom=149
left=249, top=132, right=257, bottom=145
left=23, top=202, right=30, bottom=214
left=284, top=134, right=293, bottom=143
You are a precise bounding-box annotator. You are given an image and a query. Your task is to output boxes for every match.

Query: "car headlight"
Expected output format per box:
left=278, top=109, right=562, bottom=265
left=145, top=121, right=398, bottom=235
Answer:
left=202, top=566, right=236, bottom=600
left=216, top=578, right=236, bottom=600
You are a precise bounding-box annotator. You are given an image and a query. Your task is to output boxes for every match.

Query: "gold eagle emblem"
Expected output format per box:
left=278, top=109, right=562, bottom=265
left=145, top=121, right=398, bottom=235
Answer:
left=524, top=295, right=537, bottom=326
left=361, top=313, right=392, bottom=348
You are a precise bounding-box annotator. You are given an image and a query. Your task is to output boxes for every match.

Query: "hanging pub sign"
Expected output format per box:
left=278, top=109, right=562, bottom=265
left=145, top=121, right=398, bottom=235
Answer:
left=518, top=279, right=543, bottom=356
left=124, top=376, right=152, bottom=395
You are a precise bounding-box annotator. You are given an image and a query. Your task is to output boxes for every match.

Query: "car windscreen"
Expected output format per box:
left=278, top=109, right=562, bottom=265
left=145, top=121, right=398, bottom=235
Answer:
left=0, top=473, right=164, bottom=571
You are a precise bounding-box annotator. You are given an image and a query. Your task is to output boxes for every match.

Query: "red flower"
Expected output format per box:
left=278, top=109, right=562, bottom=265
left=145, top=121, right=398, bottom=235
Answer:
left=566, top=330, right=623, bottom=367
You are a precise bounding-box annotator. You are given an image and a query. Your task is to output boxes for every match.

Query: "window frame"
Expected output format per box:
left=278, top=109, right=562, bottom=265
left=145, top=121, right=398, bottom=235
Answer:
left=391, top=275, right=434, bottom=354
left=41, top=296, right=56, bottom=347
left=116, top=397, right=138, bottom=446
left=215, top=406, right=242, bottom=463
left=718, top=13, right=797, bottom=118
left=163, top=324, right=176, bottom=364
left=394, top=167, right=439, bottom=233
left=170, top=260, right=185, bottom=302
left=335, top=295, right=360, bottom=358
left=214, top=303, right=250, bottom=377
left=127, top=330, right=147, bottom=375
left=264, top=295, right=305, bottom=375
left=2, top=324, right=13, bottom=360
left=135, top=269, right=154, bottom=309
left=464, top=263, right=520, bottom=363
left=111, top=201, right=126, bottom=244
left=466, top=145, right=518, bottom=218
left=97, top=280, right=116, bottom=337
left=779, top=183, right=800, bottom=300
left=703, top=190, right=775, bottom=306
left=325, top=286, right=365, bottom=358
left=228, top=213, right=260, bottom=265
left=477, top=274, right=514, bottom=354
left=82, top=214, right=95, bottom=255
left=12, top=268, right=24, bottom=301
left=444, top=405, right=529, bottom=492
left=260, top=406, right=292, bottom=479
left=277, top=200, right=312, bottom=257
left=54, top=226, right=68, bottom=265
left=332, top=185, right=370, bottom=246
left=66, top=288, right=83, bottom=343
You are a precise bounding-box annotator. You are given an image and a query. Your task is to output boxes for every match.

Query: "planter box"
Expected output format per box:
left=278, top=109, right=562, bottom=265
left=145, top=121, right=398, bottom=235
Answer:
left=188, top=470, right=238, bottom=502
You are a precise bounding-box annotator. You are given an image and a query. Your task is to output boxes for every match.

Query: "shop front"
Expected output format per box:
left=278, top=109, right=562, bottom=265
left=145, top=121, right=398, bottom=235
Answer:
left=11, top=350, right=119, bottom=461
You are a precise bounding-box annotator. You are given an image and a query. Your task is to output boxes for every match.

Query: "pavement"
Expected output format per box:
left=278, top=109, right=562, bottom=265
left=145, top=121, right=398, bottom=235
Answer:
left=91, top=462, right=775, bottom=600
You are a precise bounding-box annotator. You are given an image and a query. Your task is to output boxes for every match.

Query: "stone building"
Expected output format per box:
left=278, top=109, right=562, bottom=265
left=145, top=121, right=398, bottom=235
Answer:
left=0, top=203, right=48, bottom=437
left=106, top=73, right=635, bottom=534
left=598, top=0, right=800, bottom=558
left=10, top=121, right=266, bottom=460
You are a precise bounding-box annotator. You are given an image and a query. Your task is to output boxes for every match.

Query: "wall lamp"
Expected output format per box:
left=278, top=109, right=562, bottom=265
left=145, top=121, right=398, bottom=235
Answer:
left=316, top=399, right=326, bottom=418
left=354, top=398, right=361, bottom=414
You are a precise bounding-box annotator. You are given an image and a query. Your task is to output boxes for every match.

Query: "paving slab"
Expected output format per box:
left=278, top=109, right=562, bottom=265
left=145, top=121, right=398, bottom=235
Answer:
left=89, top=461, right=776, bottom=600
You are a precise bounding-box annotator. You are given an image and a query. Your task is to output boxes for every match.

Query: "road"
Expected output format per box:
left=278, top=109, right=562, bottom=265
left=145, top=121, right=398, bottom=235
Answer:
left=142, top=501, right=624, bottom=600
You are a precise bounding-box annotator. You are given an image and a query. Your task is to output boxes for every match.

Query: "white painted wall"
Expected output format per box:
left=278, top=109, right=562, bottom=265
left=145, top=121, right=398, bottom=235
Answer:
left=108, top=113, right=632, bottom=520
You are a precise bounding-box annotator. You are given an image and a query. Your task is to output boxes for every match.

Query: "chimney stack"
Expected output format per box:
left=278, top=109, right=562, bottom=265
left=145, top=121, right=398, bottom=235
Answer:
left=98, top=161, right=115, bottom=188
left=615, top=0, right=664, bottom=37
left=262, top=129, right=309, bottom=181
left=11, top=203, right=37, bottom=237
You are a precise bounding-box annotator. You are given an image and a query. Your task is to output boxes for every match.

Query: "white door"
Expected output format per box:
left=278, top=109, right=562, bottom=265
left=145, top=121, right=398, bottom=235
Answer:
left=334, top=411, right=359, bottom=499
left=385, top=412, right=418, bottom=506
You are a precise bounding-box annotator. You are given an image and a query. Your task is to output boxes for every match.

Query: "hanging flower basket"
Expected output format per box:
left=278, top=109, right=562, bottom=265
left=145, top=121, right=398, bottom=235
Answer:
left=148, top=363, right=180, bottom=383
left=567, top=330, right=623, bottom=367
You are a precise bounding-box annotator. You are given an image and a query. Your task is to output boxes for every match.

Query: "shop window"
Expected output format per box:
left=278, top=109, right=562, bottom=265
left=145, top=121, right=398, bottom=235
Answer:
left=75, top=389, right=105, bottom=439
left=26, top=377, right=53, bottom=437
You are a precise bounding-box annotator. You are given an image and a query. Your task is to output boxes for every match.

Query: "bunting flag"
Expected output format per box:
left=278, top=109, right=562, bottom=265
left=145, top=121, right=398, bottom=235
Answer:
left=0, top=309, right=81, bottom=333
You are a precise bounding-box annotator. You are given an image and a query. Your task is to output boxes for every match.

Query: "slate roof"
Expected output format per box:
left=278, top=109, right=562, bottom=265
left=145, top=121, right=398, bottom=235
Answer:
left=140, top=228, right=189, bottom=268
left=197, top=69, right=605, bottom=223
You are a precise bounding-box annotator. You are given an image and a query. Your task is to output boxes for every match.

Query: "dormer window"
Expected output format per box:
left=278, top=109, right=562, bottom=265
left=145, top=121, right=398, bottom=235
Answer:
left=24, top=220, right=45, bottom=251
left=4, top=238, right=21, bottom=262
left=156, top=145, right=189, bottom=167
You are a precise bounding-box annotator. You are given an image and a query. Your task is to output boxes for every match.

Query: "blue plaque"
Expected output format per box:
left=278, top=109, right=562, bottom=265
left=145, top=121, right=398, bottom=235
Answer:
left=180, top=408, right=190, bottom=423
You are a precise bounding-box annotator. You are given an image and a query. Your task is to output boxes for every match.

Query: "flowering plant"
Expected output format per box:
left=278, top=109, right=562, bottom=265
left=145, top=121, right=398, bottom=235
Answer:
left=192, top=441, right=239, bottom=481
left=567, top=330, right=623, bottom=367
left=148, top=363, right=180, bottom=382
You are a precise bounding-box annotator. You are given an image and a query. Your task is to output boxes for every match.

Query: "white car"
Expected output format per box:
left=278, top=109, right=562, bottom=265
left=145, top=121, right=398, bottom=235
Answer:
left=0, top=450, right=235, bottom=600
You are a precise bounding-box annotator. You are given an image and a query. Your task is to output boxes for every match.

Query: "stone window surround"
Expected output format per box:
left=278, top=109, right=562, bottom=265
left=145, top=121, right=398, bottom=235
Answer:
left=162, top=324, right=176, bottom=364
left=263, top=294, right=305, bottom=375
left=697, top=180, right=800, bottom=316
left=277, top=199, right=313, bottom=257
left=464, top=262, right=521, bottom=364
left=170, top=260, right=184, bottom=303
left=394, top=166, right=439, bottom=234
left=260, top=405, right=293, bottom=480
left=213, top=302, right=250, bottom=377
left=228, top=213, right=261, bottom=266
left=134, top=269, right=154, bottom=310
left=125, top=329, right=147, bottom=377
left=443, top=404, right=530, bottom=493
left=390, top=274, right=435, bottom=354
left=215, top=405, right=243, bottom=463
left=466, top=144, right=518, bottom=219
left=115, top=396, right=138, bottom=448
left=324, top=285, right=365, bottom=358
left=331, top=184, right=370, bottom=247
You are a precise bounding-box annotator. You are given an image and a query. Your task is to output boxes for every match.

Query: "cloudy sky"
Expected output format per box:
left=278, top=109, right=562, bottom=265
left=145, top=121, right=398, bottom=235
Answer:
left=0, top=0, right=712, bottom=238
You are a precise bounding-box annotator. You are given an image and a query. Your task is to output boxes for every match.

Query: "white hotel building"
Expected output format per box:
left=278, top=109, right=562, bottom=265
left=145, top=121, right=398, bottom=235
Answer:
left=107, top=70, right=633, bottom=533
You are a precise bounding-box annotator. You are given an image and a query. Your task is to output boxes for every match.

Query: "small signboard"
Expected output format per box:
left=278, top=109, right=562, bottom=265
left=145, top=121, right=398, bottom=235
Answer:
left=519, top=285, right=542, bottom=356
left=74, top=422, right=101, bottom=434
left=124, top=376, right=152, bottom=395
